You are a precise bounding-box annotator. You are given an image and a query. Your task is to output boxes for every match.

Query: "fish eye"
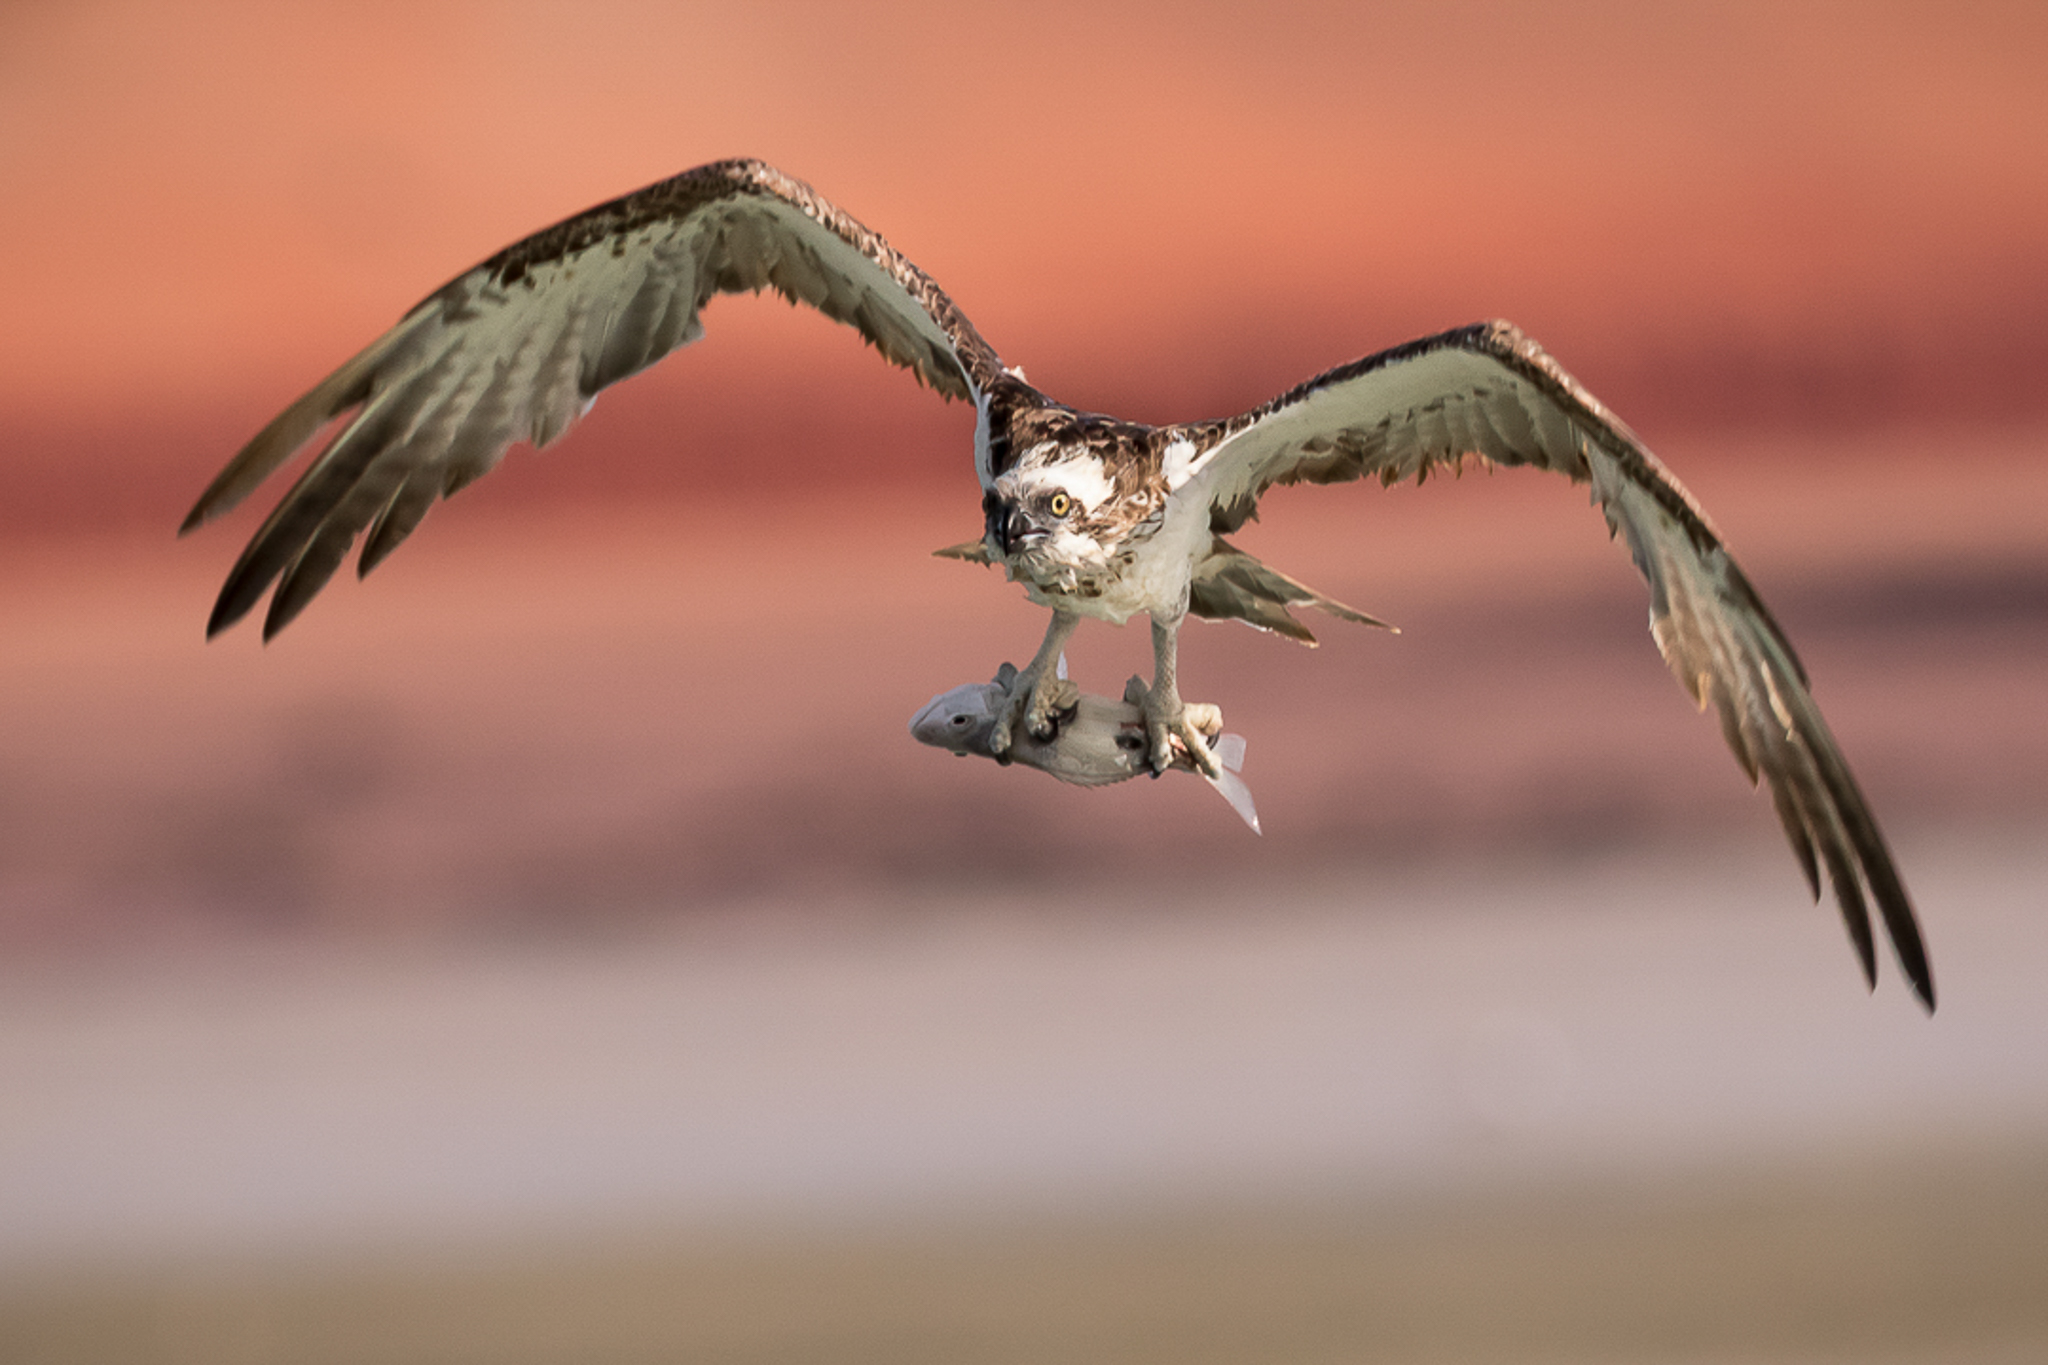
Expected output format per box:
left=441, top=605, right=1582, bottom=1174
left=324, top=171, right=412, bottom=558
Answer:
left=1048, top=492, right=1071, bottom=517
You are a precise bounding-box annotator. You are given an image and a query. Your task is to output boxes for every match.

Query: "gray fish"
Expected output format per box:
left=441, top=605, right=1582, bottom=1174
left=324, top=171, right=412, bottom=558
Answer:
left=910, top=663, right=1260, bottom=832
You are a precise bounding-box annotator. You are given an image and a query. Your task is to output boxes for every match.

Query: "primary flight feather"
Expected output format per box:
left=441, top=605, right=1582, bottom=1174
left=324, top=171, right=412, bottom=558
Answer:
left=184, top=158, right=1934, bottom=1011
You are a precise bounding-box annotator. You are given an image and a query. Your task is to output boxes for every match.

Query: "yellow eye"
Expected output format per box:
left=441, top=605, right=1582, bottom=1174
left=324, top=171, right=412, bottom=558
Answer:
left=1049, top=492, right=1071, bottom=517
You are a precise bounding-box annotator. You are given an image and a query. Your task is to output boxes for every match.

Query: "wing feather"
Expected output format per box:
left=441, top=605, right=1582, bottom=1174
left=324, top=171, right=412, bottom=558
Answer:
left=1177, top=320, right=1932, bottom=1009
left=360, top=466, right=439, bottom=576
left=186, top=159, right=1003, bottom=637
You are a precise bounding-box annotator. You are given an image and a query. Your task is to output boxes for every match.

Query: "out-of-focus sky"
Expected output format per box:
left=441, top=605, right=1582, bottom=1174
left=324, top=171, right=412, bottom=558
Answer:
left=1, top=0, right=2045, bottom=943
left=4, top=0, right=2046, bottom=530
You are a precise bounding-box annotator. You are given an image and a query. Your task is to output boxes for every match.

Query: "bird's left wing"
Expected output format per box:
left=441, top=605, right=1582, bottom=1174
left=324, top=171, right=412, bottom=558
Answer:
left=184, top=159, right=1004, bottom=638
left=1174, top=320, right=1933, bottom=1010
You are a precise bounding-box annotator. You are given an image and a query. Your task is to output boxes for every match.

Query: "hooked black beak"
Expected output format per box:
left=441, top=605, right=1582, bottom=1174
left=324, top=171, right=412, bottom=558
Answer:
left=983, top=490, right=1005, bottom=554
left=985, top=492, right=1030, bottom=557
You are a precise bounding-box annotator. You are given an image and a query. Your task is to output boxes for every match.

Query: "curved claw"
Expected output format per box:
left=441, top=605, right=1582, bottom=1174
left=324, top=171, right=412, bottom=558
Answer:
left=992, top=612, right=1083, bottom=757
left=990, top=660, right=1078, bottom=755
left=1141, top=689, right=1225, bottom=779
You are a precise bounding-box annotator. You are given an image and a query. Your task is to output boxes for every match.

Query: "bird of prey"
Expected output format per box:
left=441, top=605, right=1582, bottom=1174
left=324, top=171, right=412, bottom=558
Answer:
left=183, top=158, right=1934, bottom=1010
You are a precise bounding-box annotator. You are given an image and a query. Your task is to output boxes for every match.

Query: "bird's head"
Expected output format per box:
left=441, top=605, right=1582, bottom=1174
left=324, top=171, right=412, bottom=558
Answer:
left=984, top=448, right=1125, bottom=585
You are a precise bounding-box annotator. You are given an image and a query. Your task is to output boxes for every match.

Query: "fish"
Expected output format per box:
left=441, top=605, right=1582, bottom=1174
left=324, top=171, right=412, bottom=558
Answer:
left=910, top=662, right=1260, bottom=832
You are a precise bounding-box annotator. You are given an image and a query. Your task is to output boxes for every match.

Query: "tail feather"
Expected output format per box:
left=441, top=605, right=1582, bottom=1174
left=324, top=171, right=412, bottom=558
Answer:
left=1188, top=536, right=1394, bottom=643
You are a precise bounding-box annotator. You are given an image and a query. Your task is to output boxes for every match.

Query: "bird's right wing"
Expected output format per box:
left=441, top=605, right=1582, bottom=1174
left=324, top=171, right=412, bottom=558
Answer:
left=184, top=159, right=1005, bottom=638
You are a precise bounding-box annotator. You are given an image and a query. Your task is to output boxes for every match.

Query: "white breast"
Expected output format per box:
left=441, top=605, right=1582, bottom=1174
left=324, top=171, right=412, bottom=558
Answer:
left=1027, top=491, right=1208, bottom=626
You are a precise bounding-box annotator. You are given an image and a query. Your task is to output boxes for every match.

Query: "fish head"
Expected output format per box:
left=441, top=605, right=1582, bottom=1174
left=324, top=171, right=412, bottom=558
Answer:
left=908, top=682, right=1002, bottom=756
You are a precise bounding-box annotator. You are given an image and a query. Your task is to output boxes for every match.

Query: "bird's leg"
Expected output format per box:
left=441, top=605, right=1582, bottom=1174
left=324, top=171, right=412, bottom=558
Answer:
left=989, top=608, right=1081, bottom=756
left=1140, top=612, right=1223, bottom=778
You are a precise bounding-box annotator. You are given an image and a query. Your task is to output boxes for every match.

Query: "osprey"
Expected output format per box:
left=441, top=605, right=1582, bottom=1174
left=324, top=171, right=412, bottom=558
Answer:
left=184, top=158, right=1934, bottom=1010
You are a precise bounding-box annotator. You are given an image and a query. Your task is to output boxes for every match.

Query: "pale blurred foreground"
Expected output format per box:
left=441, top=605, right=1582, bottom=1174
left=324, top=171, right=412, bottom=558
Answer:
left=1, top=430, right=2044, bottom=1361
left=2, top=834, right=2044, bottom=1364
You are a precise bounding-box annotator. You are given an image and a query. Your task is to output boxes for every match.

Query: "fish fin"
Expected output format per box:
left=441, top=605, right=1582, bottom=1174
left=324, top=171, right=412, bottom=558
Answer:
left=1203, top=734, right=1260, bottom=833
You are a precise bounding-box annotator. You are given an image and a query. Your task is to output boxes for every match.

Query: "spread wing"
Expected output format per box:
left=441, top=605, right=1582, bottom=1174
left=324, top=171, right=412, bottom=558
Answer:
left=1175, top=320, right=1933, bottom=1010
left=184, top=158, right=1004, bottom=638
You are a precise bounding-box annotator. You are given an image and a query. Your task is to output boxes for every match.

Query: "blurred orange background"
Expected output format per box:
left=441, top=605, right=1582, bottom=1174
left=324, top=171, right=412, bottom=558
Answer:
left=2, top=3, right=2046, bottom=1359
left=6, top=0, right=2047, bottom=526
left=3, top=0, right=2043, bottom=934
